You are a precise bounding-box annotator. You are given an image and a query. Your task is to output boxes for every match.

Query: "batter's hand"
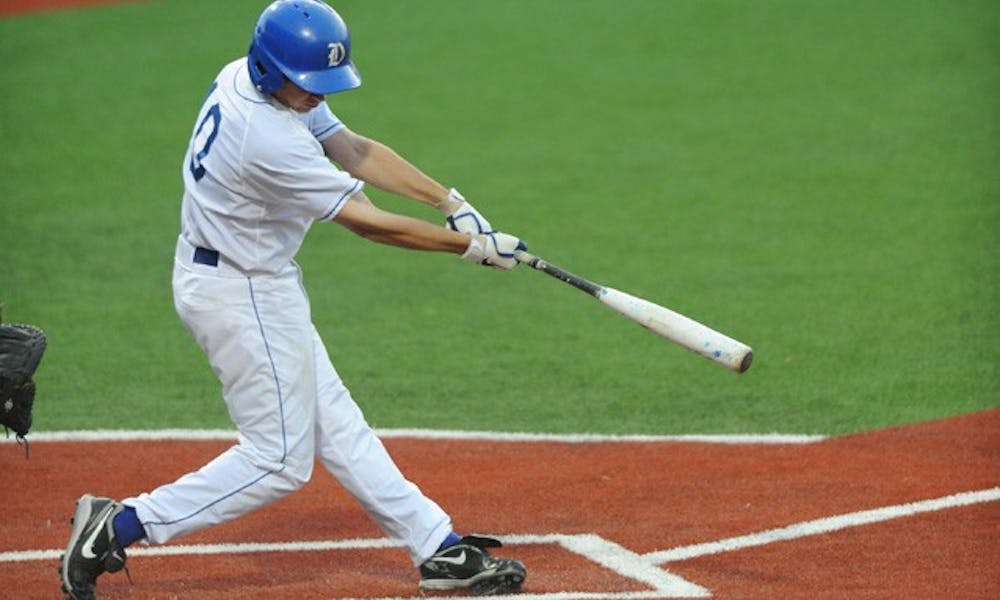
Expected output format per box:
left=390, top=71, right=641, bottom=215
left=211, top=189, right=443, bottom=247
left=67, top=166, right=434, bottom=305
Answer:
left=444, top=188, right=494, bottom=234
left=462, top=232, right=526, bottom=270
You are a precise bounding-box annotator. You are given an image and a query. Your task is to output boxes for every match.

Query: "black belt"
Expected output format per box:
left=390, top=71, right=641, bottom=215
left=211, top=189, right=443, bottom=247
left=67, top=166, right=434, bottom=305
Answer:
left=193, top=246, right=220, bottom=267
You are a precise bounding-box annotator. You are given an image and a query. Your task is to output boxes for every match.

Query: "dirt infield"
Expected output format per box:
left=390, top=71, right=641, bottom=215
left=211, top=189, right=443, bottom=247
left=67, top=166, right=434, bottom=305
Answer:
left=1, top=409, right=998, bottom=598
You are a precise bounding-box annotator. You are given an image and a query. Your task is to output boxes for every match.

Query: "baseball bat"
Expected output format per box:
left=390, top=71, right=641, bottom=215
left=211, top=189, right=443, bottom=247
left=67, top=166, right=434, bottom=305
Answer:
left=514, top=250, right=753, bottom=373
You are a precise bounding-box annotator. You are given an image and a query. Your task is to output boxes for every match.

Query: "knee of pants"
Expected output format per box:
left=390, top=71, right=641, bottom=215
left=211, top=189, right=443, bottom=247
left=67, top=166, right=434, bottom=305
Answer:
left=241, top=437, right=315, bottom=493
left=274, top=457, right=314, bottom=493
left=279, top=436, right=316, bottom=491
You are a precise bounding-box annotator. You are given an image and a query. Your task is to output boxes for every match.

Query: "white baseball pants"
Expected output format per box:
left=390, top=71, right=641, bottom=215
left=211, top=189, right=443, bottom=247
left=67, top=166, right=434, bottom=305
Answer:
left=124, top=236, right=452, bottom=565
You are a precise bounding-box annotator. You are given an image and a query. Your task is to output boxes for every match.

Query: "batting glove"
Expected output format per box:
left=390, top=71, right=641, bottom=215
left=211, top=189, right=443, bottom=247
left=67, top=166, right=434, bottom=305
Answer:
left=445, top=188, right=494, bottom=234
left=463, top=232, right=526, bottom=270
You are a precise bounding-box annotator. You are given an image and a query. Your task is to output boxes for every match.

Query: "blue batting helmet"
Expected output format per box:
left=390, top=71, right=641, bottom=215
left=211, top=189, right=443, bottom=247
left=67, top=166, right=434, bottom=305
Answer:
left=247, top=0, right=361, bottom=95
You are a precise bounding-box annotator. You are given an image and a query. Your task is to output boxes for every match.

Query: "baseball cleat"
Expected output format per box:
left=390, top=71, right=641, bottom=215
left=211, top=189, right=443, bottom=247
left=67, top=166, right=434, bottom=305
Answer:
left=59, top=494, right=129, bottom=600
left=419, top=535, right=526, bottom=595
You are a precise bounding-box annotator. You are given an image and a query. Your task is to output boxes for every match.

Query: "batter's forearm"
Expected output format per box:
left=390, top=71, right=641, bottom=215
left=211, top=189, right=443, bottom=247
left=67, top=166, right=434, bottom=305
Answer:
left=350, top=141, right=457, bottom=212
left=355, top=218, right=469, bottom=253
left=324, top=129, right=462, bottom=213
left=334, top=197, right=469, bottom=254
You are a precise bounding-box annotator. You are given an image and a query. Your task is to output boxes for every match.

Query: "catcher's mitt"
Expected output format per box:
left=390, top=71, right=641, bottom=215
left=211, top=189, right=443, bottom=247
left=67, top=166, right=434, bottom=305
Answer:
left=1, top=320, right=47, bottom=451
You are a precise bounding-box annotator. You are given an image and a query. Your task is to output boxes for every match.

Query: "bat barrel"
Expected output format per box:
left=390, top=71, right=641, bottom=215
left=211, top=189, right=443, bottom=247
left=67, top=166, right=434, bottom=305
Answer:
left=516, top=251, right=753, bottom=373
left=599, top=287, right=753, bottom=373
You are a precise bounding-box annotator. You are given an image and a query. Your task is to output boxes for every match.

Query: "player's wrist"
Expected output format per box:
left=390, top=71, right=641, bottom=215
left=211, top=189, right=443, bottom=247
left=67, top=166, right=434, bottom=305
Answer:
left=437, top=187, right=464, bottom=215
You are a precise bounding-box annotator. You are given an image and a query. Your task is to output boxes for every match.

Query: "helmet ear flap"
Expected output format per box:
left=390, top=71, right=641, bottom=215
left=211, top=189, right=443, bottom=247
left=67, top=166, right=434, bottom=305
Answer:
left=247, top=41, right=284, bottom=94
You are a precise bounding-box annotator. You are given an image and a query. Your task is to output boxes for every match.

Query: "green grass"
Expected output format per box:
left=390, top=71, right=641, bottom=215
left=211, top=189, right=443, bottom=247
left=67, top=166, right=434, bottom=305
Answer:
left=1, top=0, right=997, bottom=435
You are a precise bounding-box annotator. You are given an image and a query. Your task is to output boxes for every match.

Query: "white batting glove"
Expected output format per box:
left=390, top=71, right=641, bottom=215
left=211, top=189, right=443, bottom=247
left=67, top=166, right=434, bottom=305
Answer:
left=462, top=232, right=526, bottom=270
left=444, top=188, right=494, bottom=234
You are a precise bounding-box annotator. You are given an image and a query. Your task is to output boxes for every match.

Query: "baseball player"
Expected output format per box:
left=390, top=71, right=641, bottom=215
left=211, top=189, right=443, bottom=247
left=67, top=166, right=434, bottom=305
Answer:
left=59, top=1, right=526, bottom=597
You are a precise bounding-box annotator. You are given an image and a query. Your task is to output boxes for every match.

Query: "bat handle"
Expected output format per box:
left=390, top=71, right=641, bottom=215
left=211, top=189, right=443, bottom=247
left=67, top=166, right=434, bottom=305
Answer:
left=514, top=250, right=603, bottom=297
left=514, top=249, right=539, bottom=266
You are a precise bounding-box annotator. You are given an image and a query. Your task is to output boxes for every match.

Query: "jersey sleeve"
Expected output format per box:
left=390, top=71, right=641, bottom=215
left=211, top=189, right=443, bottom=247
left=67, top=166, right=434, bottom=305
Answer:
left=307, top=102, right=344, bottom=143
left=244, top=113, right=362, bottom=222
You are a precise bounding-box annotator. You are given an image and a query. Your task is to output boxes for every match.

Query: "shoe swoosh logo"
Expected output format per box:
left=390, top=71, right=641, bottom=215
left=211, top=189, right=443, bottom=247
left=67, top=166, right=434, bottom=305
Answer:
left=434, top=550, right=467, bottom=565
left=79, top=511, right=108, bottom=560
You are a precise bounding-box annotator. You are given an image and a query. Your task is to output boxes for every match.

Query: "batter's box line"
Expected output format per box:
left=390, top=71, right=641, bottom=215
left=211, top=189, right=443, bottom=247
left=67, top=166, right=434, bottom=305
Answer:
left=482, top=533, right=710, bottom=598
left=0, top=533, right=709, bottom=599
left=4, top=488, right=997, bottom=599
left=335, top=486, right=1000, bottom=599
left=335, top=532, right=711, bottom=600
left=645, top=486, right=1000, bottom=565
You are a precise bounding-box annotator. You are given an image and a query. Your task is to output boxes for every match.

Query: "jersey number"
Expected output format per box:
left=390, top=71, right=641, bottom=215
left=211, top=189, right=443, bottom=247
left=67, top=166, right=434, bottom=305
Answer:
left=188, top=82, right=221, bottom=182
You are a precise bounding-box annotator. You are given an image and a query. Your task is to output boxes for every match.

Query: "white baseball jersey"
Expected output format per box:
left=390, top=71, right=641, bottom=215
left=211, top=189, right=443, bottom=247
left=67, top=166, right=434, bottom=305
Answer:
left=180, top=58, right=363, bottom=274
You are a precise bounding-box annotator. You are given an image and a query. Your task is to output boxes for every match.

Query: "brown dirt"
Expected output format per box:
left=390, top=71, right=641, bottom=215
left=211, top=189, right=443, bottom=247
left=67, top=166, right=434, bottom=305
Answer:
left=1, top=409, right=997, bottom=598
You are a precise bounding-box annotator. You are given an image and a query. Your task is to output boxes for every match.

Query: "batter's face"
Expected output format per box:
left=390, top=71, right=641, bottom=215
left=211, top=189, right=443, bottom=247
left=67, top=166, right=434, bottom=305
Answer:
left=273, top=80, right=325, bottom=113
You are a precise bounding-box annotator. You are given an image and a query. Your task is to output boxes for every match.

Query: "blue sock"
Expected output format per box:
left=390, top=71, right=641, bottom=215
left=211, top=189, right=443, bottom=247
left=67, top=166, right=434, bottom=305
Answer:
left=112, top=506, right=146, bottom=548
left=438, top=532, right=462, bottom=551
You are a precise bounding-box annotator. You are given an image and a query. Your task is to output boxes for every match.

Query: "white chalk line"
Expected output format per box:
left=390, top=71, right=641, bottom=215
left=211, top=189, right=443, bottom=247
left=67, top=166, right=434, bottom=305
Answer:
left=2, top=533, right=706, bottom=598
left=0, top=428, right=826, bottom=445
left=5, top=487, right=996, bottom=599
left=647, top=486, right=1000, bottom=564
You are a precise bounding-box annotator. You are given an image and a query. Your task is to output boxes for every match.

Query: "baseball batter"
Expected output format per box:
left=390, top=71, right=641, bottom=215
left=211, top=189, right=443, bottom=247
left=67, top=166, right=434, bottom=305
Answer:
left=59, top=1, right=526, bottom=597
